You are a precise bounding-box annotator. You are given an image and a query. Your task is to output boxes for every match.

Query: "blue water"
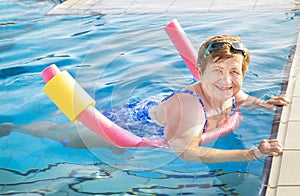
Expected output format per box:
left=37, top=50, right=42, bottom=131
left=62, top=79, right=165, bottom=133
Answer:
left=0, top=0, right=298, bottom=195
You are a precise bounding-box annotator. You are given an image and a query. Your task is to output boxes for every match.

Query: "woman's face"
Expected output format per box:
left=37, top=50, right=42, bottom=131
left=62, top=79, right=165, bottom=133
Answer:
left=201, top=56, right=243, bottom=102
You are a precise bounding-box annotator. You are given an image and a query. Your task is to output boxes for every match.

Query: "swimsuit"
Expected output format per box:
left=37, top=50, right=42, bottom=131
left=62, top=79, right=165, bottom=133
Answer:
left=103, top=90, right=236, bottom=138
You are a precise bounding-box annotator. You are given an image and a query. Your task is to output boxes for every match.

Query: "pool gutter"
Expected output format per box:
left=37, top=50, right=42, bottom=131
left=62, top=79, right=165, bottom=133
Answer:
left=263, top=31, right=300, bottom=195
left=47, top=0, right=298, bottom=15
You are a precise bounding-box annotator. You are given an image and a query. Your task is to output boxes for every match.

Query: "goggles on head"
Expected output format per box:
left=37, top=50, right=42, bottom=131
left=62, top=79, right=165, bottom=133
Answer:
left=204, top=41, right=247, bottom=60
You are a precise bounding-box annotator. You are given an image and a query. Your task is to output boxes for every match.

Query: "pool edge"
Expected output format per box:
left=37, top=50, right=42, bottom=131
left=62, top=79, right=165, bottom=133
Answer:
left=47, top=0, right=298, bottom=15
left=263, top=32, right=300, bottom=195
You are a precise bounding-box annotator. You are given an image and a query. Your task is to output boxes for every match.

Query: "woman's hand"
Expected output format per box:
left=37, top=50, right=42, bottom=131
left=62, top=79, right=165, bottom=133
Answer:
left=249, top=139, right=283, bottom=160
left=257, top=95, right=291, bottom=110
left=238, top=93, right=290, bottom=110
left=266, top=95, right=290, bottom=106
left=258, top=139, right=283, bottom=157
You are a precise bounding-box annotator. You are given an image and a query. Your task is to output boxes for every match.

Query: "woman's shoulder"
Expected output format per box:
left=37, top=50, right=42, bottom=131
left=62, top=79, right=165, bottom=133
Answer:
left=159, top=89, right=206, bottom=119
left=164, top=86, right=205, bottom=108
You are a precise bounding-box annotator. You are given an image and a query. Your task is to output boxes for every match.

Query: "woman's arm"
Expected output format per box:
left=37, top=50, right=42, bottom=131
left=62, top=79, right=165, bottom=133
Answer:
left=163, top=92, right=282, bottom=163
left=169, top=134, right=282, bottom=163
left=6, top=121, right=124, bottom=153
left=235, top=90, right=290, bottom=110
left=167, top=127, right=255, bottom=163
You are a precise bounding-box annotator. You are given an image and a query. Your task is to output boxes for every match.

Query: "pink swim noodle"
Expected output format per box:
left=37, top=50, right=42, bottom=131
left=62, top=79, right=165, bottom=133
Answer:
left=41, top=64, right=168, bottom=148
left=41, top=64, right=60, bottom=83
left=164, top=19, right=199, bottom=80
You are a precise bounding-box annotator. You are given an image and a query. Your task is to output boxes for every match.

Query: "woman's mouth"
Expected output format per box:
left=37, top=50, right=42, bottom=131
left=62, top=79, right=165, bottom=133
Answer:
left=216, top=85, right=232, bottom=91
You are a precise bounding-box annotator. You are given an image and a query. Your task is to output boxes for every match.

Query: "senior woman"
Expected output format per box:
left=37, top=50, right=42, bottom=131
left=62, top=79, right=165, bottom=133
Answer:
left=148, top=35, right=289, bottom=163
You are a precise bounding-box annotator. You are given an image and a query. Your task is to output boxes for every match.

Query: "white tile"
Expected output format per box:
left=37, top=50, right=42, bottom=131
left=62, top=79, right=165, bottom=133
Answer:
left=267, top=155, right=282, bottom=188
left=277, top=186, right=300, bottom=196
left=289, top=33, right=300, bottom=77
left=265, top=187, right=277, bottom=196
left=254, top=0, right=294, bottom=10
left=280, top=104, right=292, bottom=123
left=277, top=122, right=288, bottom=146
left=168, top=0, right=212, bottom=13
left=285, top=76, right=296, bottom=100
left=289, top=97, right=300, bottom=121
left=60, top=0, right=81, bottom=7
left=126, top=0, right=173, bottom=14
left=293, top=76, right=300, bottom=97
left=284, top=122, right=300, bottom=150
left=48, top=0, right=298, bottom=15
left=211, top=0, right=257, bottom=11
left=278, top=151, right=300, bottom=185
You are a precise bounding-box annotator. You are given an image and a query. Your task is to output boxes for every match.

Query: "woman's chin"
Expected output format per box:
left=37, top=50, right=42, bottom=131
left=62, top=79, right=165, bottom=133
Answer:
left=214, top=91, right=234, bottom=101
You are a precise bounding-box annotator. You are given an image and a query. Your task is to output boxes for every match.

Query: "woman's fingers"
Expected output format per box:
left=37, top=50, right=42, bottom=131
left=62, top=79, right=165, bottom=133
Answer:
left=258, top=102, right=276, bottom=110
left=266, top=95, right=290, bottom=106
left=258, top=139, right=283, bottom=156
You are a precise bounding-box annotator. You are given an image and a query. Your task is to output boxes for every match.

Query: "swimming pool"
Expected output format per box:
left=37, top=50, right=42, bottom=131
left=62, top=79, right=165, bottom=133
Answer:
left=0, top=0, right=297, bottom=195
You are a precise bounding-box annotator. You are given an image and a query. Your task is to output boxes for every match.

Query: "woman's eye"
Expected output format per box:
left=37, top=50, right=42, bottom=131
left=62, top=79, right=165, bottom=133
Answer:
left=232, top=70, right=241, bottom=75
left=213, top=68, right=222, bottom=73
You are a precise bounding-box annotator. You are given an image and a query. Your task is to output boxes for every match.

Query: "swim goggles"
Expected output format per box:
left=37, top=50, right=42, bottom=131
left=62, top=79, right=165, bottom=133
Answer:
left=204, top=41, right=247, bottom=60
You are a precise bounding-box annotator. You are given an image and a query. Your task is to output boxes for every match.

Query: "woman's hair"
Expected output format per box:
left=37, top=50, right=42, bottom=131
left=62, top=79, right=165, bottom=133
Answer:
left=197, top=35, right=250, bottom=77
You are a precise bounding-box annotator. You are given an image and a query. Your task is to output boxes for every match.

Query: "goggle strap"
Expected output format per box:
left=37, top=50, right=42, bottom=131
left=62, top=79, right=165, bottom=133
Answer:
left=203, top=42, right=247, bottom=60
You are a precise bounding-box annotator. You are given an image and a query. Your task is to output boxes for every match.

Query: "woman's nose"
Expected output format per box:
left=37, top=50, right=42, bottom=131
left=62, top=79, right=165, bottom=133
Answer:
left=221, top=72, right=232, bottom=84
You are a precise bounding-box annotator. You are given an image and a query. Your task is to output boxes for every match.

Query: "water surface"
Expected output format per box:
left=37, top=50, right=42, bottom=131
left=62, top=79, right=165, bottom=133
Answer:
left=0, top=1, right=297, bottom=195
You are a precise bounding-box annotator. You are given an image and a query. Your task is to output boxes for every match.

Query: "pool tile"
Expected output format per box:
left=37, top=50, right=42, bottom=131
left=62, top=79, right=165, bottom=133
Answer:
left=276, top=122, right=288, bottom=146
left=61, top=0, right=93, bottom=9
left=91, top=0, right=135, bottom=13
left=267, top=155, right=282, bottom=188
left=209, top=0, right=257, bottom=11
left=126, top=0, right=174, bottom=14
left=167, top=0, right=212, bottom=13
left=277, top=186, right=300, bottom=196
left=289, top=97, right=300, bottom=121
left=265, top=187, right=277, bottom=196
left=284, top=75, right=296, bottom=99
left=290, top=59, right=300, bottom=78
left=279, top=104, right=292, bottom=123
left=87, top=3, right=127, bottom=14
left=277, top=66, right=293, bottom=125
left=267, top=186, right=300, bottom=196
left=59, top=0, right=79, bottom=7
left=71, top=0, right=88, bottom=6
left=47, top=0, right=300, bottom=15
left=277, top=151, right=300, bottom=185
left=283, top=122, right=300, bottom=150
left=293, top=76, right=300, bottom=97
left=254, top=0, right=295, bottom=10
left=81, top=0, right=97, bottom=6
left=289, top=35, right=300, bottom=77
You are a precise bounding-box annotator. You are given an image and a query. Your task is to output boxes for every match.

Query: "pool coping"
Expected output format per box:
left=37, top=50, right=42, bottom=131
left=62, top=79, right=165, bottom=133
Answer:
left=261, top=33, right=298, bottom=195
left=47, top=0, right=299, bottom=15
left=263, top=31, right=300, bottom=196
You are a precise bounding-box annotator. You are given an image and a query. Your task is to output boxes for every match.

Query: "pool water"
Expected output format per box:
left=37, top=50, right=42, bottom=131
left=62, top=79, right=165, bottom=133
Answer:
left=0, top=0, right=298, bottom=195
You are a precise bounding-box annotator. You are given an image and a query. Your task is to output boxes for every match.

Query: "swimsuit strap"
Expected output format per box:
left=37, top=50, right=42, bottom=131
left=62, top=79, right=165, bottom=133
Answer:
left=162, top=89, right=208, bottom=133
left=162, top=90, right=237, bottom=133
left=230, top=97, right=237, bottom=116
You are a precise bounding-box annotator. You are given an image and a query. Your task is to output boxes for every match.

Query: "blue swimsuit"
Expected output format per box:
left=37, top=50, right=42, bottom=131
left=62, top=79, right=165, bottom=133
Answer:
left=103, top=90, right=236, bottom=138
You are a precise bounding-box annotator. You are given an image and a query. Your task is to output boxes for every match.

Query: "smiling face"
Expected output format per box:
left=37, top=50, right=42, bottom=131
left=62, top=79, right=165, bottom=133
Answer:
left=197, top=35, right=250, bottom=78
left=200, top=56, right=243, bottom=102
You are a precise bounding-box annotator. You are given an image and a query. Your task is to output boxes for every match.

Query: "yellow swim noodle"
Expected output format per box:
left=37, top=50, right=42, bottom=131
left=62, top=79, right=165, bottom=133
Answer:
left=43, top=71, right=95, bottom=122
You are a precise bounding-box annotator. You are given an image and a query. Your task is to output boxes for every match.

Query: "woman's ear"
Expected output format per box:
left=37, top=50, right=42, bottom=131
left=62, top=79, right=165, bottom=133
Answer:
left=197, top=65, right=203, bottom=82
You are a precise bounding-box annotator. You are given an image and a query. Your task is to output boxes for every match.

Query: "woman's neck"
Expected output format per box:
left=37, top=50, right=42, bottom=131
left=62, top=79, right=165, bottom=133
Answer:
left=186, top=82, right=232, bottom=117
